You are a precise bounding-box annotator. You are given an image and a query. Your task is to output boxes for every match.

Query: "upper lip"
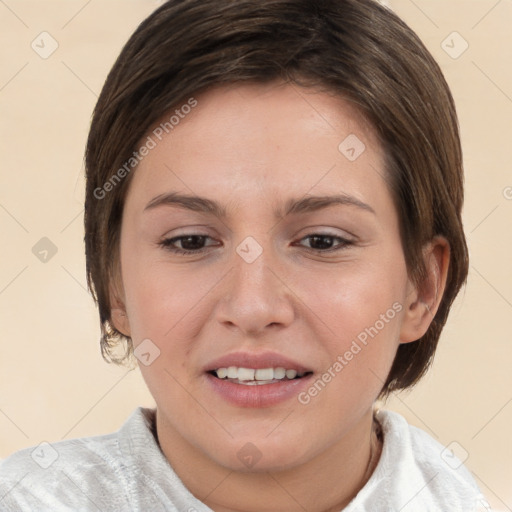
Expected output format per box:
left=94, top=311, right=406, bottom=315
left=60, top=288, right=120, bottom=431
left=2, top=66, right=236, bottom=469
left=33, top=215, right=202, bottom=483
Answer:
left=204, top=351, right=313, bottom=373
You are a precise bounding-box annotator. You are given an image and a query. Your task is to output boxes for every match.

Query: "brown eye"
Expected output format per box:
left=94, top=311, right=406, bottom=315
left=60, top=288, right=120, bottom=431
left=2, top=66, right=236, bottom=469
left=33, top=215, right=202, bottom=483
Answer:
left=159, top=234, right=217, bottom=255
left=298, top=234, right=353, bottom=252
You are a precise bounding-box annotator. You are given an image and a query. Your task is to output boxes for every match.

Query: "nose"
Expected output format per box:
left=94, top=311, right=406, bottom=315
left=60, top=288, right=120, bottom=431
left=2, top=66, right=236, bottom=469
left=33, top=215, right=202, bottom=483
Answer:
left=215, top=241, right=295, bottom=337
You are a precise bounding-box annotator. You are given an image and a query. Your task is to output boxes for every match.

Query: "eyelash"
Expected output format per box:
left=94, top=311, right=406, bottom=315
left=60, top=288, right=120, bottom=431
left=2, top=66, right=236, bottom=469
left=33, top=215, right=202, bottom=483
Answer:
left=158, top=233, right=354, bottom=255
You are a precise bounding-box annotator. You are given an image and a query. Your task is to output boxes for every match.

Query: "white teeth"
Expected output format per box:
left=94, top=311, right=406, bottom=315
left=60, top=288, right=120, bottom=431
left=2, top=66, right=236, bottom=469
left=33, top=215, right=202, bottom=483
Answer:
left=255, top=368, right=274, bottom=381
left=213, top=366, right=307, bottom=382
left=285, top=369, right=297, bottom=379
left=237, top=367, right=255, bottom=381
left=216, top=368, right=228, bottom=379
left=274, top=367, right=286, bottom=379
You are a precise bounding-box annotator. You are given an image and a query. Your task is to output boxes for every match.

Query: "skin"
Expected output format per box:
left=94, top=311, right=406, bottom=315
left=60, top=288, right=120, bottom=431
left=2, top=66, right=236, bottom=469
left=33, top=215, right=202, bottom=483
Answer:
left=111, top=81, right=449, bottom=512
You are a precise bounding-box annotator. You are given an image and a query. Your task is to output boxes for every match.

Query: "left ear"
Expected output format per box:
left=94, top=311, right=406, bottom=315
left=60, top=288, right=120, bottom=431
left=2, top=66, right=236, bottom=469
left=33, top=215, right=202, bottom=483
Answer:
left=399, top=236, right=450, bottom=344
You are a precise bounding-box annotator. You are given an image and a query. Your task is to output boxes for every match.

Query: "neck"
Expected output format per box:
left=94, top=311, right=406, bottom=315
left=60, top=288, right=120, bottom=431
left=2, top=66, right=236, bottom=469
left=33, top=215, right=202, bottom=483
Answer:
left=155, top=407, right=382, bottom=512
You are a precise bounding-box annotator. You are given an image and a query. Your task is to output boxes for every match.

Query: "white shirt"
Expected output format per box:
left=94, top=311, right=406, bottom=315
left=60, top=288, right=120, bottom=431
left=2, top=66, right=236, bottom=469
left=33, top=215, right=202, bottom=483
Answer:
left=0, top=407, right=489, bottom=511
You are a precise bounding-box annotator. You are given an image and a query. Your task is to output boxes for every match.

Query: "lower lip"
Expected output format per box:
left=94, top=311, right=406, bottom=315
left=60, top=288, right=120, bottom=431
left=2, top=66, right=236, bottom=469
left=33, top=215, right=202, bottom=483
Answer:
left=205, top=373, right=314, bottom=408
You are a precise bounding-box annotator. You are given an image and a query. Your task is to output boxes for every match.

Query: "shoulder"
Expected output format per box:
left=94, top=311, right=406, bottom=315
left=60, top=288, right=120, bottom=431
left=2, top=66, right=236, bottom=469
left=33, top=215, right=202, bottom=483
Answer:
left=0, top=408, right=152, bottom=511
left=386, top=410, right=479, bottom=488
left=347, top=409, right=490, bottom=512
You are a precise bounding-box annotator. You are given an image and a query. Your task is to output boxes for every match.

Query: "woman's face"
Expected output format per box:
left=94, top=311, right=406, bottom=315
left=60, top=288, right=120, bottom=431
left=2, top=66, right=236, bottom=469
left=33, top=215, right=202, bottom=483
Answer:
left=115, top=82, right=420, bottom=472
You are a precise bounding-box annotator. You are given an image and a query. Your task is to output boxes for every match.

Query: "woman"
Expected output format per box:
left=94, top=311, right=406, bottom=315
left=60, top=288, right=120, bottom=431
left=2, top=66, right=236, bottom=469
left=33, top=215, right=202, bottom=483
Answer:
left=0, top=0, right=489, bottom=510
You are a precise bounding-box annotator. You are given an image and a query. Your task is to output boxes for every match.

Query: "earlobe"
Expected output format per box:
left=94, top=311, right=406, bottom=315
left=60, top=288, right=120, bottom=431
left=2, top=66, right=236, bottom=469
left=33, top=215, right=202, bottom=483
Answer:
left=109, top=281, right=131, bottom=337
left=399, top=237, right=450, bottom=344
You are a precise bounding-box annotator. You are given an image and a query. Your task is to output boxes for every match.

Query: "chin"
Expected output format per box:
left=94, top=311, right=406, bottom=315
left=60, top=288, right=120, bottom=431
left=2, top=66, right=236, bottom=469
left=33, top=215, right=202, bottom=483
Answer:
left=206, top=434, right=313, bottom=474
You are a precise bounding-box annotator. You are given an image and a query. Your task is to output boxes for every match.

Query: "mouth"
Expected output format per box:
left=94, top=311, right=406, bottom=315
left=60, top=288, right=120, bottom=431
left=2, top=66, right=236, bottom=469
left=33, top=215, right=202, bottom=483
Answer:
left=208, top=366, right=314, bottom=386
left=203, top=352, right=315, bottom=407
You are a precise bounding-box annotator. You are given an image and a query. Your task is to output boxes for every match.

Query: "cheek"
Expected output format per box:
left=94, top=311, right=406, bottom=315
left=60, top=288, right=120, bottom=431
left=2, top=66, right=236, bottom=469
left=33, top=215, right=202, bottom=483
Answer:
left=121, top=262, right=214, bottom=395
left=287, top=269, right=405, bottom=454
left=297, top=258, right=406, bottom=392
left=121, top=253, right=218, bottom=344
left=302, top=258, right=406, bottom=340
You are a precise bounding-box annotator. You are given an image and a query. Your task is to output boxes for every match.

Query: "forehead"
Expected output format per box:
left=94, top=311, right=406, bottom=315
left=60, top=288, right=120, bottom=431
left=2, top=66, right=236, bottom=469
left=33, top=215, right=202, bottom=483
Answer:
left=125, top=81, right=389, bottom=217
left=165, top=81, right=378, bottom=160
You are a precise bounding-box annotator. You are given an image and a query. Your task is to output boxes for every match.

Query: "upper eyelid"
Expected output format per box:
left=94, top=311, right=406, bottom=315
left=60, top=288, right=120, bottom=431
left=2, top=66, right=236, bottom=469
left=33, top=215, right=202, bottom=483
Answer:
left=161, top=231, right=353, bottom=241
left=161, top=224, right=356, bottom=237
left=294, top=234, right=354, bottom=248
left=161, top=232, right=354, bottom=250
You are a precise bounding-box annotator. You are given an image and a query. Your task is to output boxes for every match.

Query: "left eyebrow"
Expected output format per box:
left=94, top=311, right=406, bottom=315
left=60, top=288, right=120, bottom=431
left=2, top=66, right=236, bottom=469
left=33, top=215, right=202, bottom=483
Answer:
left=281, top=194, right=376, bottom=217
left=143, top=192, right=375, bottom=218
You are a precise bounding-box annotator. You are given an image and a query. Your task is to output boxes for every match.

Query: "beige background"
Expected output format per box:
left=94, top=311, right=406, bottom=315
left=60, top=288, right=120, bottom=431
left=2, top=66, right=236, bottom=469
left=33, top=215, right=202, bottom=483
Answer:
left=1, top=0, right=511, bottom=509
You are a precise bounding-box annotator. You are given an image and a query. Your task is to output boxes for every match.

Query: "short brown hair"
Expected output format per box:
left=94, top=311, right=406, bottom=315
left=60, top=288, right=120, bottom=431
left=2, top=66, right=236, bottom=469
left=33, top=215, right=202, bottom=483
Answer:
left=84, top=0, right=468, bottom=396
